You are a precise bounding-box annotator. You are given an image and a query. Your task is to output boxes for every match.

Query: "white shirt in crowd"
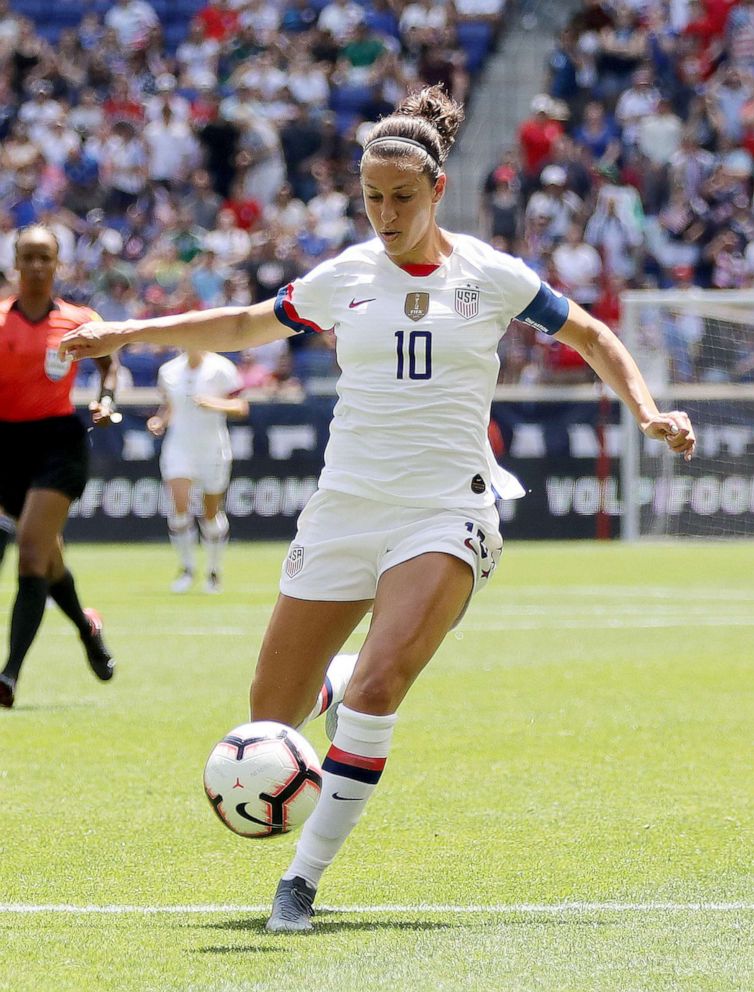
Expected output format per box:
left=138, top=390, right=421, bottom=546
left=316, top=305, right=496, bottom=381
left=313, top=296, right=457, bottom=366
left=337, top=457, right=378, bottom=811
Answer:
left=552, top=240, right=603, bottom=305
left=144, top=118, right=200, bottom=183
left=104, top=0, right=159, bottom=48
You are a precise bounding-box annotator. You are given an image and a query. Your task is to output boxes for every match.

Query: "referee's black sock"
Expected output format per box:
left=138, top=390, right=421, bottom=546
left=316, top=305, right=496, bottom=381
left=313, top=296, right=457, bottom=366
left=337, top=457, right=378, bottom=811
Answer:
left=2, top=576, right=49, bottom=681
left=0, top=516, right=13, bottom=566
left=47, top=569, right=90, bottom=637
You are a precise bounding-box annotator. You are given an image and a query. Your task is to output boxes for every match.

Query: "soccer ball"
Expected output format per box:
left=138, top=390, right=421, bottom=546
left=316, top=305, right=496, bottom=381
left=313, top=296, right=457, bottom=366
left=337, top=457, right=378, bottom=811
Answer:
left=203, top=721, right=322, bottom=838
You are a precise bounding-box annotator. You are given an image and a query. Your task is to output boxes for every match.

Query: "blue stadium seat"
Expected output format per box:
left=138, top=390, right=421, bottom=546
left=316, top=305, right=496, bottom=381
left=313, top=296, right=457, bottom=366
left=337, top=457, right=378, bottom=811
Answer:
left=170, top=0, right=205, bottom=15
left=149, top=0, right=173, bottom=18
left=35, top=23, right=62, bottom=43
left=329, top=82, right=374, bottom=115
left=455, top=21, right=494, bottom=74
left=11, top=0, right=49, bottom=17
left=163, top=20, right=189, bottom=52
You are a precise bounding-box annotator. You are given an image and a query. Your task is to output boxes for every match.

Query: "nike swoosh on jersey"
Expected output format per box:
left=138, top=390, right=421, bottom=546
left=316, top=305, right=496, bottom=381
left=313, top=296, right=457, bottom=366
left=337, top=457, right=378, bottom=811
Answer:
left=332, top=792, right=365, bottom=801
left=348, top=297, right=377, bottom=308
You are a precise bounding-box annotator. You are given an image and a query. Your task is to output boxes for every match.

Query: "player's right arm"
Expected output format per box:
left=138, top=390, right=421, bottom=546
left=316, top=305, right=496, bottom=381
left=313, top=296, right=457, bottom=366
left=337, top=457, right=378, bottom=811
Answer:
left=146, top=403, right=170, bottom=437
left=59, top=298, right=293, bottom=361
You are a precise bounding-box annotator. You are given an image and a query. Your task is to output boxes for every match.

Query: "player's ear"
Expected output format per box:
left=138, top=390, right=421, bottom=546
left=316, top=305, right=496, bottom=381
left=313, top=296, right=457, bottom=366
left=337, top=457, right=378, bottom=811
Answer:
left=432, top=173, right=446, bottom=203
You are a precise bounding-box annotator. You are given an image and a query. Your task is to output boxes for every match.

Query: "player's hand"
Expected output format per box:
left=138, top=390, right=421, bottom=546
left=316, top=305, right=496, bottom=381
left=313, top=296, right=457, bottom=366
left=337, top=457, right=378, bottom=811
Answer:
left=641, top=410, right=696, bottom=461
left=88, top=397, right=122, bottom=427
left=59, top=321, right=129, bottom=360
left=192, top=394, right=215, bottom=410
left=146, top=415, right=165, bottom=436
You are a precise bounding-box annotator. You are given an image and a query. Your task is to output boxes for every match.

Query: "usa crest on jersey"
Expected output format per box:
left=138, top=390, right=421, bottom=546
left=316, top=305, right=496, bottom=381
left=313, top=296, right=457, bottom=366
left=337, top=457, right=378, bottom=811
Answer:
left=454, top=287, right=480, bottom=320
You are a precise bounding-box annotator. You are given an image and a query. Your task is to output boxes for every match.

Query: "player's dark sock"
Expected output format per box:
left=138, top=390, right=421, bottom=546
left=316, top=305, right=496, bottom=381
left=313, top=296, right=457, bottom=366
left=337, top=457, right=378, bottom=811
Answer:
left=47, top=569, right=90, bottom=637
left=3, top=576, right=49, bottom=681
left=0, top=526, right=9, bottom=566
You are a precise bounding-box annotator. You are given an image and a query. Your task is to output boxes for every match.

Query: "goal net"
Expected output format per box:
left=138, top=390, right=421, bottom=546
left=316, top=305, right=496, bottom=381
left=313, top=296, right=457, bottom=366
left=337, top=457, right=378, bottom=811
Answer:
left=620, top=289, right=754, bottom=540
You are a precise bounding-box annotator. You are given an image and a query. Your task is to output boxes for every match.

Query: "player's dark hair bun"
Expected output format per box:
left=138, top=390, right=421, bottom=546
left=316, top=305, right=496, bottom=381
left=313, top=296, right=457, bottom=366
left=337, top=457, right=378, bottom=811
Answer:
left=362, top=85, right=465, bottom=177
left=394, top=85, right=465, bottom=164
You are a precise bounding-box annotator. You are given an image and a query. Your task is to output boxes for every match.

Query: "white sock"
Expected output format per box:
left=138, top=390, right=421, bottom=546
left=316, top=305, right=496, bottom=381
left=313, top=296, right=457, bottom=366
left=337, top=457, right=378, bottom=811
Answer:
left=199, top=511, right=229, bottom=574
left=298, top=653, right=359, bottom=728
left=283, top=704, right=397, bottom=889
left=168, top=513, right=196, bottom=571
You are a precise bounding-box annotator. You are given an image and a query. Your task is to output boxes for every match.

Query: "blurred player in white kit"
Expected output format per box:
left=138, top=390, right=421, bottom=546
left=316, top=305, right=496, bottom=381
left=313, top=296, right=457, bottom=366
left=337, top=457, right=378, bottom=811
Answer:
left=148, top=350, right=248, bottom=593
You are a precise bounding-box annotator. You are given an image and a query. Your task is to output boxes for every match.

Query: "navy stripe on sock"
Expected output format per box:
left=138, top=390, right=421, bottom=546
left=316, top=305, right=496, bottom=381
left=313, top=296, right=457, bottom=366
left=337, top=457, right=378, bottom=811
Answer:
left=322, top=756, right=383, bottom=785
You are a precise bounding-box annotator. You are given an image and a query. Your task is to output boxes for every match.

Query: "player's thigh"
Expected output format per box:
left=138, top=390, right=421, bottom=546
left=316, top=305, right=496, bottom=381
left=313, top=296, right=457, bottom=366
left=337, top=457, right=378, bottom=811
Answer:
left=165, top=477, right=193, bottom=514
left=251, top=594, right=371, bottom=726
left=345, top=552, right=474, bottom=715
left=15, top=489, right=73, bottom=575
left=202, top=491, right=225, bottom=518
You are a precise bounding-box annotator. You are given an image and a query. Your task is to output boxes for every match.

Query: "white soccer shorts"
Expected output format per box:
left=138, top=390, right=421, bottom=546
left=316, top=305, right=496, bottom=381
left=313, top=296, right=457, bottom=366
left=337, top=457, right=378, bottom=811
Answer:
left=159, top=441, right=232, bottom=494
left=279, top=489, right=503, bottom=601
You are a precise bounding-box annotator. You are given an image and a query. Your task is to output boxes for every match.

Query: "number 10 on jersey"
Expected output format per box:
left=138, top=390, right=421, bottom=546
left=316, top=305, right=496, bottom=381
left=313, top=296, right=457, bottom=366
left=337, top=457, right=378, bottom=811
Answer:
left=395, top=330, right=432, bottom=380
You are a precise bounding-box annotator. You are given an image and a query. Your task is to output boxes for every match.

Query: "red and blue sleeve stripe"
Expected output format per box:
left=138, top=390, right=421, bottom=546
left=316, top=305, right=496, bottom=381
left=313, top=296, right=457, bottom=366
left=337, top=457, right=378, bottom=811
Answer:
left=274, top=284, right=328, bottom=335
left=322, top=745, right=387, bottom=785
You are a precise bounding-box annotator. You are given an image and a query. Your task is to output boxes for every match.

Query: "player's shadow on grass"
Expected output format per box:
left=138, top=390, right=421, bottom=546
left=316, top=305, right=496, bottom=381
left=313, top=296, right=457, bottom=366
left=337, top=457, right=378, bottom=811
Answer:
left=198, top=917, right=452, bottom=936
left=193, top=945, right=278, bottom=955
left=7, top=702, right=97, bottom=712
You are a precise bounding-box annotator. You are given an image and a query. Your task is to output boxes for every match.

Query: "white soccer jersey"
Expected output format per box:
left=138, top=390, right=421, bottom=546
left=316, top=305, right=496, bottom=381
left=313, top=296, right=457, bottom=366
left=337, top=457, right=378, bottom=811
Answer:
left=158, top=352, right=242, bottom=460
left=275, top=234, right=569, bottom=509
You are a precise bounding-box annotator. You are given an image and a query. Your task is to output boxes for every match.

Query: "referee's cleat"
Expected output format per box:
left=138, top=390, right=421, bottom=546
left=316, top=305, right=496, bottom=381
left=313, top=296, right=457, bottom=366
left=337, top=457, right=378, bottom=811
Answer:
left=171, top=568, right=194, bottom=594
left=265, top=876, right=317, bottom=933
left=0, top=672, right=16, bottom=708
left=82, top=608, right=115, bottom=681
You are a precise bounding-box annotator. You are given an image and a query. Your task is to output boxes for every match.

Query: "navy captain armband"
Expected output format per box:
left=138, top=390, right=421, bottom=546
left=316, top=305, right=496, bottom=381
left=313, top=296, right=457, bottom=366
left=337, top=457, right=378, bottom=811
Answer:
left=515, top=282, right=570, bottom=335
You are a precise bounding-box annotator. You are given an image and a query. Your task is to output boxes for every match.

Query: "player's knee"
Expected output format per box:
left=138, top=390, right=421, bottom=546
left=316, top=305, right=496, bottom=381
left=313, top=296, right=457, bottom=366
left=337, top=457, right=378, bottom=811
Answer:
left=250, top=678, right=308, bottom=727
left=345, top=665, right=408, bottom=714
left=199, top=511, right=228, bottom=542
left=16, top=540, right=52, bottom=577
left=168, top=512, right=193, bottom=534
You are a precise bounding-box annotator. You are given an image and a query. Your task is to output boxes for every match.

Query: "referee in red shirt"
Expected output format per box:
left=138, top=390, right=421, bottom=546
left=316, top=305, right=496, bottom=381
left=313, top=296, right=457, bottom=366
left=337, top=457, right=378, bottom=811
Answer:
left=0, top=225, right=117, bottom=708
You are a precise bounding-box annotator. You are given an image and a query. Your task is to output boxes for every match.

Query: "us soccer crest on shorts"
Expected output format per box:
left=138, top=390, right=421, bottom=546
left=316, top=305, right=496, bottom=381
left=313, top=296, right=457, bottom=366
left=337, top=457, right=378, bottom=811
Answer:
left=285, top=544, right=305, bottom=577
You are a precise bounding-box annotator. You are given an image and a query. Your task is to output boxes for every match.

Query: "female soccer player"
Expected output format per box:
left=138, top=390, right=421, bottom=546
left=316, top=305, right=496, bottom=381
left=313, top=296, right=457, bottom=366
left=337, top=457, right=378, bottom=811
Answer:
left=147, top=350, right=248, bottom=594
left=59, top=86, right=695, bottom=930
left=0, top=225, right=117, bottom=709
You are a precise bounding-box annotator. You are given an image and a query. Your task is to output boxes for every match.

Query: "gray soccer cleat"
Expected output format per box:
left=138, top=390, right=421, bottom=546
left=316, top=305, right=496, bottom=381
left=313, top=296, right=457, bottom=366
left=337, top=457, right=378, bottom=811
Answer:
left=325, top=701, right=341, bottom=742
left=265, top=876, right=317, bottom=933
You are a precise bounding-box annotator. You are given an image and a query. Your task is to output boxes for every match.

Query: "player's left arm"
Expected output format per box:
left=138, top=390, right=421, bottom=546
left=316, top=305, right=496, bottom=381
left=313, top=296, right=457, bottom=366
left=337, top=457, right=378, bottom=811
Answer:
left=554, top=299, right=696, bottom=461
left=193, top=393, right=249, bottom=417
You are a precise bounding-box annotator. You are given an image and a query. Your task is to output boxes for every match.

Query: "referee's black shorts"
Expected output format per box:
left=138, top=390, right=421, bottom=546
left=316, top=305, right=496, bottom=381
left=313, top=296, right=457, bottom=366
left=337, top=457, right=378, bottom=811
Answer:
left=0, top=415, right=89, bottom=519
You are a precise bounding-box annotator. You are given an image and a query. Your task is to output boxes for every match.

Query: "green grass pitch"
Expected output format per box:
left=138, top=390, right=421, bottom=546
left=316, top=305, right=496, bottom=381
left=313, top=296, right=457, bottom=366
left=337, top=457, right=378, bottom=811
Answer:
left=1, top=540, right=753, bottom=992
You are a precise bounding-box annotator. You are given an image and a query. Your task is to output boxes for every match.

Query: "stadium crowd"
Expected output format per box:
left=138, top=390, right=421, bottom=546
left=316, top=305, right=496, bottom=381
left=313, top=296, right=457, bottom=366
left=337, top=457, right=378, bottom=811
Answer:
left=0, top=0, right=751, bottom=388
left=481, top=0, right=754, bottom=384
left=0, top=0, right=504, bottom=390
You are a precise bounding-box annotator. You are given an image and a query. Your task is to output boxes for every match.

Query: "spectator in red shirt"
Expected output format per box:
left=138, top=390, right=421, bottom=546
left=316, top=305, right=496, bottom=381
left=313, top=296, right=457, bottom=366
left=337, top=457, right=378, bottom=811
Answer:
left=222, top=177, right=263, bottom=231
left=517, top=94, right=564, bottom=187
left=196, top=0, right=240, bottom=42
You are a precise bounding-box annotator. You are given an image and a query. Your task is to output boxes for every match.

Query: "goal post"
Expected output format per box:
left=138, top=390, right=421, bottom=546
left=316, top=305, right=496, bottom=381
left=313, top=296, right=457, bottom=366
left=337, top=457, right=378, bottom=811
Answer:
left=620, top=289, right=754, bottom=540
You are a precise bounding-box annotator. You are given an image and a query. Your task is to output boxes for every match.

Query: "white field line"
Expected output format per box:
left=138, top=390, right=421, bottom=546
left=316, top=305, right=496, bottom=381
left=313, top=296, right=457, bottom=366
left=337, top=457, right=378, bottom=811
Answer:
left=108, top=615, right=754, bottom=635
left=1, top=902, right=753, bottom=915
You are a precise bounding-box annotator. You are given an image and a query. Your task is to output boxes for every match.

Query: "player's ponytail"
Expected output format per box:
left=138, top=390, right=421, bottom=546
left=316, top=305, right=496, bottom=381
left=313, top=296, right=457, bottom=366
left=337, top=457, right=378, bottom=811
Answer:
left=361, top=84, right=465, bottom=181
